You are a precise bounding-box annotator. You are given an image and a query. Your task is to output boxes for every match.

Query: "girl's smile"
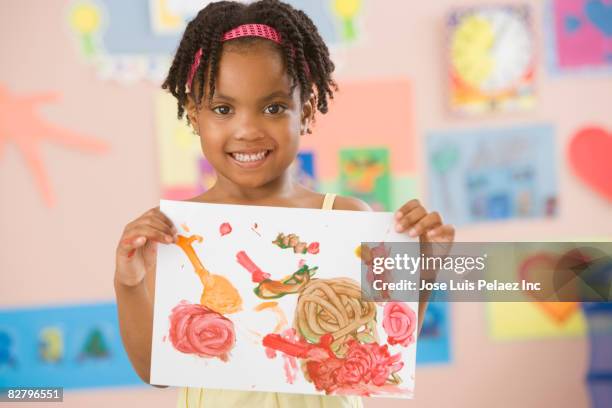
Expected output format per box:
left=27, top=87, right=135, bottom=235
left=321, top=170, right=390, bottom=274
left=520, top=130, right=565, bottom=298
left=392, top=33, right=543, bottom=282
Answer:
left=228, top=148, right=273, bottom=169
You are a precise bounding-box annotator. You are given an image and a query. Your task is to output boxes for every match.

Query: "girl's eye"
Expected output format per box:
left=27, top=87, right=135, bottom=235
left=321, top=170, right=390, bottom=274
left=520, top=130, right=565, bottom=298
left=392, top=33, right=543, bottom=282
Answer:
left=212, top=105, right=232, bottom=115
left=264, top=104, right=287, bottom=115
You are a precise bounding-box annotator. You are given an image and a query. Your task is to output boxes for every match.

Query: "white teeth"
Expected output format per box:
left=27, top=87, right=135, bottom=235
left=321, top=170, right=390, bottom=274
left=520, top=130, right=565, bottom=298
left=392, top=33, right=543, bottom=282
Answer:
left=232, top=151, right=267, bottom=163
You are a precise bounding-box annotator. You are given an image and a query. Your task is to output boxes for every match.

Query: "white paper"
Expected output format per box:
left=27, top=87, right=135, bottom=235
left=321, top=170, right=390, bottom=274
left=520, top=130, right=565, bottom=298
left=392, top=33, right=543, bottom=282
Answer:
left=151, top=200, right=418, bottom=398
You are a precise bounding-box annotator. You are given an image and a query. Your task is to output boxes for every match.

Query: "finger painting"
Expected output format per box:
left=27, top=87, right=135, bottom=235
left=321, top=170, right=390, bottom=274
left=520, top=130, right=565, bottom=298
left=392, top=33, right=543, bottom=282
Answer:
left=426, top=125, right=558, bottom=226
left=151, top=200, right=417, bottom=398
left=339, top=148, right=392, bottom=211
left=549, top=0, right=612, bottom=72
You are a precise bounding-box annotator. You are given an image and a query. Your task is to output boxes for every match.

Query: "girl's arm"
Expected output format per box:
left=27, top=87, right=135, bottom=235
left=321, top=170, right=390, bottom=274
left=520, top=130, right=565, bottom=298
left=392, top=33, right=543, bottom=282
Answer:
left=114, top=207, right=176, bottom=384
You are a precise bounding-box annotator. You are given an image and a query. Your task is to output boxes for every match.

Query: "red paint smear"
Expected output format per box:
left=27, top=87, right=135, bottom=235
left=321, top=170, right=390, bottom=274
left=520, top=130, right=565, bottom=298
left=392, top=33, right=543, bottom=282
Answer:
left=263, top=333, right=404, bottom=395
left=168, top=300, right=235, bottom=362
left=127, top=249, right=136, bottom=258
left=307, top=242, right=320, bottom=254
left=219, top=222, right=232, bottom=236
left=382, top=303, right=417, bottom=347
left=281, top=328, right=299, bottom=384
left=236, top=251, right=271, bottom=282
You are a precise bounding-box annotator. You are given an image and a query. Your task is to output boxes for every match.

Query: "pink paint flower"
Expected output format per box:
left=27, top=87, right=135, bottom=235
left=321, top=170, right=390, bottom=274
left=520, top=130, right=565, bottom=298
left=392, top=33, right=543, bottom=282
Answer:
left=308, top=340, right=403, bottom=393
left=219, top=222, right=232, bottom=236
left=307, top=242, right=320, bottom=254
left=168, top=301, right=235, bottom=361
left=382, top=302, right=416, bottom=347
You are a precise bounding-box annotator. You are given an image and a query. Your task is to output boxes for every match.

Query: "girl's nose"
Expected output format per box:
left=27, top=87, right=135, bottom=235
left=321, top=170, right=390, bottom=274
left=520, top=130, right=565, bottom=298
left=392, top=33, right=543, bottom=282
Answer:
left=234, top=113, right=265, bottom=141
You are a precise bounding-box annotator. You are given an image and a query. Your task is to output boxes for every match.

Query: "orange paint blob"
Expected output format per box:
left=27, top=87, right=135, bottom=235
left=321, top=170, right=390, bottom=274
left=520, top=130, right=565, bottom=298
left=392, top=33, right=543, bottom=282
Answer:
left=175, top=234, right=242, bottom=314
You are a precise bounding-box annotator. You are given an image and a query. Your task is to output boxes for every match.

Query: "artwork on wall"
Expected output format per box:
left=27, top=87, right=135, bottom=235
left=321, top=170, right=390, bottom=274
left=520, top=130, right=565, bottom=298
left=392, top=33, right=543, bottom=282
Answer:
left=290, top=152, right=318, bottom=190
left=0, top=303, right=142, bottom=388
left=426, top=125, right=558, bottom=226
left=568, top=126, right=612, bottom=202
left=415, top=297, right=451, bottom=365
left=339, top=148, right=392, bottom=211
left=68, top=0, right=361, bottom=82
left=151, top=200, right=418, bottom=398
left=319, top=176, right=418, bottom=213
left=0, top=85, right=109, bottom=207
left=548, top=0, right=612, bottom=73
left=446, top=5, right=536, bottom=114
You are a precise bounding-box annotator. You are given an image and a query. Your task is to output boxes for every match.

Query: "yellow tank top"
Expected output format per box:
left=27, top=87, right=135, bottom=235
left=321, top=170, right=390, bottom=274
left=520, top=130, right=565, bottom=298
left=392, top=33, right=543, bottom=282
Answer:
left=176, top=194, right=363, bottom=408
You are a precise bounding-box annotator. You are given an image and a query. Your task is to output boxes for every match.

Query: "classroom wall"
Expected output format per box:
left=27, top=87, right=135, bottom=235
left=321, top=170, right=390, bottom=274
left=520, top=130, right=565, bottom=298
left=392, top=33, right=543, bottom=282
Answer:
left=1, top=0, right=610, bottom=407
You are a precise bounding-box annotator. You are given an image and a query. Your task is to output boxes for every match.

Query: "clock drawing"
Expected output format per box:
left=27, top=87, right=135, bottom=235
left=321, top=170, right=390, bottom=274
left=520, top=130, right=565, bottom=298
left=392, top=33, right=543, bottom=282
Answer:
left=447, top=5, right=536, bottom=114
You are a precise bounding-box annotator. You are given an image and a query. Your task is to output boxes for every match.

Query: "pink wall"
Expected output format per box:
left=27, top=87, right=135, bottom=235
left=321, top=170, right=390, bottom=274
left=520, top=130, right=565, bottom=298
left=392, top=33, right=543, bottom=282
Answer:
left=1, top=1, right=610, bottom=407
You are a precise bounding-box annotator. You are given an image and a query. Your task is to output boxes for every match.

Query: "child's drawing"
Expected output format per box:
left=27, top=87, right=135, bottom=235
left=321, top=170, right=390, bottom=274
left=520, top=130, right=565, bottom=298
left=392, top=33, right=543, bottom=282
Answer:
left=151, top=201, right=417, bottom=398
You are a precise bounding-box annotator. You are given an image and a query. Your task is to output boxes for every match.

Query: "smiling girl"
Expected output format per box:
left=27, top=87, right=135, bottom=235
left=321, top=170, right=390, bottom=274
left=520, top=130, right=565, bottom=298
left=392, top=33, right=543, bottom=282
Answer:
left=114, top=1, right=454, bottom=407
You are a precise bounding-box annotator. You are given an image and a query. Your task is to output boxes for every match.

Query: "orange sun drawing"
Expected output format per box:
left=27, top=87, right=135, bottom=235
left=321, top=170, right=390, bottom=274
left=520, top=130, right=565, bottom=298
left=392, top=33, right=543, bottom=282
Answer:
left=0, top=85, right=109, bottom=206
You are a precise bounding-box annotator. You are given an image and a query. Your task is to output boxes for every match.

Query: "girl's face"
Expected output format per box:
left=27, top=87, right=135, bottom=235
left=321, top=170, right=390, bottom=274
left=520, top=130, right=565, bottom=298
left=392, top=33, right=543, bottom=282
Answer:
left=186, top=42, right=313, bottom=190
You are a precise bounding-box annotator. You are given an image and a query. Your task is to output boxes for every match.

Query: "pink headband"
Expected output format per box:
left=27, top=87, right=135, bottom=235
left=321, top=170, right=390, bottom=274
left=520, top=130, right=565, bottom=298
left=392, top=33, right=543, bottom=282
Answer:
left=186, top=23, right=283, bottom=91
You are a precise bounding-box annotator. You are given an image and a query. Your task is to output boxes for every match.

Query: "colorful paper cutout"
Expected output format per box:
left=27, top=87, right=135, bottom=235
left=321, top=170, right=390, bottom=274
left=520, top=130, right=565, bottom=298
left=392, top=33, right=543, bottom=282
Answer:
left=0, top=303, right=142, bottom=388
left=0, top=85, right=109, bottom=207
left=155, top=91, right=207, bottom=200
left=447, top=5, right=536, bottom=114
left=339, top=148, right=392, bottom=211
left=289, top=152, right=317, bottom=190
left=488, top=302, right=586, bottom=340
left=39, top=327, right=64, bottom=363
left=415, top=299, right=451, bottom=365
left=427, top=125, right=558, bottom=226
left=549, top=0, right=612, bottom=72
left=69, top=1, right=103, bottom=57
left=568, top=126, right=612, bottom=202
left=331, top=0, right=362, bottom=41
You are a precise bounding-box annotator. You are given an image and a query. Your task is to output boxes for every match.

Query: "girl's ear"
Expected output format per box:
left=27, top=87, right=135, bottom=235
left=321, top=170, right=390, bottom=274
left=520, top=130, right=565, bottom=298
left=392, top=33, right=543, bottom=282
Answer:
left=300, top=93, right=316, bottom=135
left=185, top=95, right=200, bottom=135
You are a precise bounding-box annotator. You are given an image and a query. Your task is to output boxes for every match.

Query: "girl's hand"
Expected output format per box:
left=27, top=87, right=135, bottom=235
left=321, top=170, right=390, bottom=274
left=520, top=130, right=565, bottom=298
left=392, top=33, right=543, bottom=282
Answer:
left=394, top=199, right=455, bottom=244
left=115, top=207, right=177, bottom=287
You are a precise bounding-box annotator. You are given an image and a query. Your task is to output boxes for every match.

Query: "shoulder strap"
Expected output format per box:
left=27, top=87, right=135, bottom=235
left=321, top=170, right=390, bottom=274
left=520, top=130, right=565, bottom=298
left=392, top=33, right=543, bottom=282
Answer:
left=321, top=193, right=337, bottom=210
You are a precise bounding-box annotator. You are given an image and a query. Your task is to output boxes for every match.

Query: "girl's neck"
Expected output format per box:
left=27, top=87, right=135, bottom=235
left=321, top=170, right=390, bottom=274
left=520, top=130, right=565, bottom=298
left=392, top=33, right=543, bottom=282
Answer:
left=208, top=171, right=300, bottom=204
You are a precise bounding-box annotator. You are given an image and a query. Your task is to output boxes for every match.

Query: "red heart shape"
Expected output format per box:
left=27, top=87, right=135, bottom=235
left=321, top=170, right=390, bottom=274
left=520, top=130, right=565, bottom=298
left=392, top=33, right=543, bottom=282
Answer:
left=568, top=127, right=612, bottom=202
left=518, top=252, right=579, bottom=323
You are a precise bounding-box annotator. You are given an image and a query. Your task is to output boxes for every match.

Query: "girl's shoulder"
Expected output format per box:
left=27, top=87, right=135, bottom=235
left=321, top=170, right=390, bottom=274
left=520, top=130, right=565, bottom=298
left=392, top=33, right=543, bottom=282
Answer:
left=330, top=195, right=371, bottom=211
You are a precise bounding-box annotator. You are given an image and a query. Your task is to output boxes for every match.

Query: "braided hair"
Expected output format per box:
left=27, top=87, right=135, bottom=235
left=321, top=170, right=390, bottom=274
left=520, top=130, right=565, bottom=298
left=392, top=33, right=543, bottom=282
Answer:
left=162, top=0, right=337, bottom=125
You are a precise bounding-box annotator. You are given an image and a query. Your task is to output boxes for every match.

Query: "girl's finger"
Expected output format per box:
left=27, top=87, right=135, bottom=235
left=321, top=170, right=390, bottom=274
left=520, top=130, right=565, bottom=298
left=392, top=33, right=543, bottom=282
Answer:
left=427, top=224, right=455, bottom=241
left=124, top=225, right=175, bottom=245
left=394, top=199, right=422, bottom=220
left=147, top=207, right=177, bottom=233
left=126, top=219, right=175, bottom=241
left=141, top=216, right=176, bottom=237
left=395, top=206, right=426, bottom=233
left=117, top=235, right=147, bottom=258
left=409, top=212, right=442, bottom=237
